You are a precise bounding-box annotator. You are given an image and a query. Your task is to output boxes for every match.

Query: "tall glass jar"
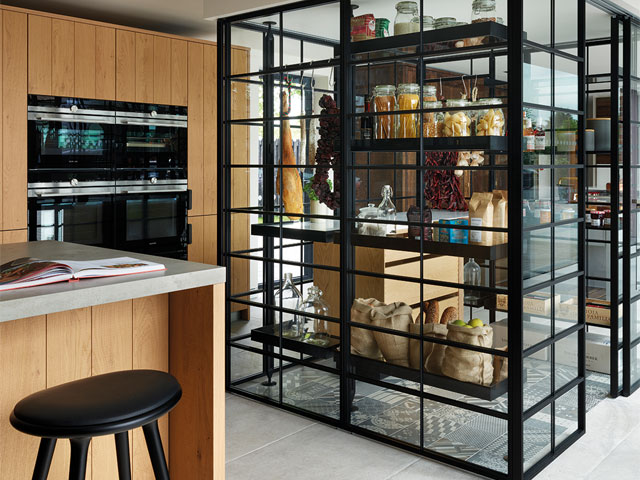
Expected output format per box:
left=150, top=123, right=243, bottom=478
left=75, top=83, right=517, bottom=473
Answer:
left=397, top=83, right=420, bottom=138
left=372, top=85, right=397, bottom=139
left=299, top=286, right=331, bottom=346
left=394, top=1, right=419, bottom=35
left=443, top=98, right=471, bottom=137
left=463, top=258, right=482, bottom=303
left=378, top=185, right=397, bottom=234
left=423, top=101, right=444, bottom=137
left=475, top=98, right=505, bottom=136
left=275, top=272, right=303, bottom=338
left=471, top=0, right=498, bottom=23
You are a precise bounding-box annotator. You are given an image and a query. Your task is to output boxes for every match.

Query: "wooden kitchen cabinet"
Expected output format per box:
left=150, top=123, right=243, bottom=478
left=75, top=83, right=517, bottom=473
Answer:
left=170, top=39, right=187, bottom=106
left=74, top=22, right=96, bottom=98
left=27, top=15, right=51, bottom=95
left=203, top=44, right=217, bottom=216
left=187, top=41, right=204, bottom=217
left=51, top=19, right=74, bottom=97
left=116, top=29, right=135, bottom=102
left=135, top=33, right=154, bottom=103
left=154, top=35, right=171, bottom=105
left=95, top=26, right=115, bottom=100
left=188, top=215, right=204, bottom=263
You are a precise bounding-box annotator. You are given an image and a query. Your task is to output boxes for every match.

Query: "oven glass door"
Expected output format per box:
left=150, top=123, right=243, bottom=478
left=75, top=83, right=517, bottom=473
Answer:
left=115, top=191, right=188, bottom=259
left=28, top=116, right=114, bottom=183
left=28, top=193, right=115, bottom=248
left=114, top=122, right=187, bottom=181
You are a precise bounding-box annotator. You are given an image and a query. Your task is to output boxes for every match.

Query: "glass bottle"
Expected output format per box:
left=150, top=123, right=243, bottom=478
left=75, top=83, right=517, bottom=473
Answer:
left=378, top=185, right=397, bottom=235
left=394, top=1, right=419, bottom=36
left=471, top=0, right=498, bottom=24
left=464, top=258, right=482, bottom=303
left=361, top=95, right=372, bottom=140
left=397, top=83, right=420, bottom=138
left=299, top=286, right=331, bottom=346
left=275, top=272, right=303, bottom=338
left=372, top=85, right=396, bottom=139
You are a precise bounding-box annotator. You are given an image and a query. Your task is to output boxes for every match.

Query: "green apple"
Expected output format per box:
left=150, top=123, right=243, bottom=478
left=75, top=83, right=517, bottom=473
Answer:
left=469, top=318, right=484, bottom=328
left=452, top=320, right=467, bottom=327
left=463, top=324, right=474, bottom=328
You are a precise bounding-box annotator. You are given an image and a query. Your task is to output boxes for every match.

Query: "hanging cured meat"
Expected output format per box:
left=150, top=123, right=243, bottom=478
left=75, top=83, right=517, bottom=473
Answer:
left=276, top=91, right=304, bottom=220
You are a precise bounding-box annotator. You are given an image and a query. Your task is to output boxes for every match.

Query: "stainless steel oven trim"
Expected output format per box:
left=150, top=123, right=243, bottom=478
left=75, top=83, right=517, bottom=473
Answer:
left=115, top=185, right=188, bottom=194
left=115, top=111, right=187, bottom=121
left=28, top=111, right=116, bottom=124
left=115, top=179, right=188, bottom=187
left=28, top=181, right=116, bottom=189
left=28, top=106, right=116, bottom=117
left=115, top=117, right=187, bottom=128
left=28, top=186, right=117, bottom=198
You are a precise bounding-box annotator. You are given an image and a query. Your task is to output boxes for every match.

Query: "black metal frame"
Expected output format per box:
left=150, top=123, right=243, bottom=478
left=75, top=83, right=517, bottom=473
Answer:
left=218, top=1, right=591, bottom=479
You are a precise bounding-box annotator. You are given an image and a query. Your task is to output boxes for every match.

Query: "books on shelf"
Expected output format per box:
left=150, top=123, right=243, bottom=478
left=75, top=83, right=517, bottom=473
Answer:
left=0, top=257, right=166, bottom=292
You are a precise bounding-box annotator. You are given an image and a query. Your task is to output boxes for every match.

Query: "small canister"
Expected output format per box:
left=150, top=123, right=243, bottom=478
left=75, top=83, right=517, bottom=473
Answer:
left=375, top=18, right=391, bottom=38
left=586, top=118, right=611, bottom=151
left=585, top=129, right=595, bottom=152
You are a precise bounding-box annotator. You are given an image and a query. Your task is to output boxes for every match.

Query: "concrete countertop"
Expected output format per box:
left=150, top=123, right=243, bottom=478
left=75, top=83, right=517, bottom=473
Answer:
left=0, top=241, right=226, bottom=323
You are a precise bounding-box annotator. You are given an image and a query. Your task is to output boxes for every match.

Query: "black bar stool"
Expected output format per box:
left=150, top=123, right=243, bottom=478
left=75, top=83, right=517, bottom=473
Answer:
left=10, top=369, right=181, bottom=480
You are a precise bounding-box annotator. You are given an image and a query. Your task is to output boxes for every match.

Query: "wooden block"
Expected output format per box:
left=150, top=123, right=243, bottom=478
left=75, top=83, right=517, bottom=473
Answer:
left=0, top=316, right=46, bottom=479
left=132, top=295, right=169, bottom=479
left=27, top=15, right=51, bottom=94
left=74, top=22, right=95, bottom=98
left=51, top=19, right=74, bottom=97
left=153, top=36, right=171, bottom=105
left=95, top=26, right=115, bottom=100
left=116, top=29, right=135, bottom=102
left=135, top=33, right=154, bottom=103
left=170, top=39, right=187, bottom=106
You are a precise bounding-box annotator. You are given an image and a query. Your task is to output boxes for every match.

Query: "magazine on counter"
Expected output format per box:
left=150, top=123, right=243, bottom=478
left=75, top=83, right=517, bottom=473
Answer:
left=0, top=257, right=166, bottom=292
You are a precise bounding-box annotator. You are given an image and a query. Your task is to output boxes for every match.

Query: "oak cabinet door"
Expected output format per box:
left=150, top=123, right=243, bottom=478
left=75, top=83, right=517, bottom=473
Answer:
left=154, top=36, right=171, bottom=105
left=95, top=26, right=115, bottom=100
left=187, top=42, right=204, bottom=216
left=74, top=22, right=96, bottom=98
left=27, top=15, right=51, bottom=95
left=170, top=39, right=187, bottom=106
left=51, top=19, right=74, bottom=97
left=135, top=33, right=153, bottom=103
left=116, top=29, right=135, bottom=102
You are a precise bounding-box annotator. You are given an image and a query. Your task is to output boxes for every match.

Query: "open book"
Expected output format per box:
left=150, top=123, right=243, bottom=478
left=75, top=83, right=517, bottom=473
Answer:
left=0, top=257, right=166, bottom=292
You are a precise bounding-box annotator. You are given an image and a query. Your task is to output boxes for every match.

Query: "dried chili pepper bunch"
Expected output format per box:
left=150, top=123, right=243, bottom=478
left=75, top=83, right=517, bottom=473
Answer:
left=311, top=94, right=341, bottom=210
left=423, top=151, right=468, bottom=211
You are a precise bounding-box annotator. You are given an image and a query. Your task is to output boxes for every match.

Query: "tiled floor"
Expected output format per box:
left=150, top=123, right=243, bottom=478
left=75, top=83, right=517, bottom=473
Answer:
left=226, top=387, right=640, bottom=479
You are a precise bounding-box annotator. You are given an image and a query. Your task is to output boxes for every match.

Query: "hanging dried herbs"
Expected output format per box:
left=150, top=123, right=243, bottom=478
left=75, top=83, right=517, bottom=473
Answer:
left=312, top=94, right=341, bottom=210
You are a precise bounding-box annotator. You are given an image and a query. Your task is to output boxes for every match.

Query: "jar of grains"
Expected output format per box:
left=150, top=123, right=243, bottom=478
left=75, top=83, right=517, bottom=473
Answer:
left=397, top=83, right=421, bottom=138
left=423, top=101, right=444, bottom=137
left=475, top=98, right=505, bottom=136
left=443, top=98, right=471, bottom=137
left=372, top=85, right=397, bottom=139
left=394, top=2, right=419, bottom=35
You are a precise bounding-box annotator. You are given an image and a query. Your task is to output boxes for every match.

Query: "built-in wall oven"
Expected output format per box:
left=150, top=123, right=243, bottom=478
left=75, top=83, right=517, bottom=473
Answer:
left=27, top=96, right=190, bottom=259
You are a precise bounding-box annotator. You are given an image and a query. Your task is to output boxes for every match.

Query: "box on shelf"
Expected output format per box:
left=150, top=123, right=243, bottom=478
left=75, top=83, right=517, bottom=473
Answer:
left=351, top=14, right=376, bottom=42
left=557, top=297, right=620, bottom=326
left=491, top=318, right=550, bottom=361
left=495, top=293, right=560, bottom=316
left=555, top=331, right=610, bottom=375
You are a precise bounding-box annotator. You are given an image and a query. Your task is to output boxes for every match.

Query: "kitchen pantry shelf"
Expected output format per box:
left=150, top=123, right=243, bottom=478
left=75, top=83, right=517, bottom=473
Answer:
left=251, top=324, right=340, bottom=359
left=352, top=136, right=508, bottom=152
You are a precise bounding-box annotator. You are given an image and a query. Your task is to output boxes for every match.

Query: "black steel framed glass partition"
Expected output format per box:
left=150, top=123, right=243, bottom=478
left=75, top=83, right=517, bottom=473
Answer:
left=218, top=1, right=591, bottom=478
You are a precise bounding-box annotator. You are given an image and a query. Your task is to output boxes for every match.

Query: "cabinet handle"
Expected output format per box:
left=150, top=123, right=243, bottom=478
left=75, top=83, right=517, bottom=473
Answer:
left=187, top=189, right=193, bottom=211
left=187, top=223, right=193, bottom=245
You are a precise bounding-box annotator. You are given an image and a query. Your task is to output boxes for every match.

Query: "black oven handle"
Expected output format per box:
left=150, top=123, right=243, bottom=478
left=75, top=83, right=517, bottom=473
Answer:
left=187, top=223, right=193, bottom=245
left=188, top=189, right=192, bottom=210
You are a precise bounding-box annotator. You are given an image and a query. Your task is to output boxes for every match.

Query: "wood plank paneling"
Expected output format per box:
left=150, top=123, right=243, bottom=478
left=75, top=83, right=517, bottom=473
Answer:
left=116, top=29, right=135, bottom=102
left=27, top=15, right=50, bottom=94
left=203, top=215, right=218, bottom=266
left=46, top=308, right=92, bottom=480
left=51, top=19, right=74, bottom=96
left=0, top=315, right=46, bottom=479
left=187, top=41, right=204, bottom=216
left=3, top=11, right=27, bottom=231
left=91, top=300, right=133, bottom=480
left=0, top=9, right=2, bottom=231
left=169, top=284, right=225, bottom=480
left=153, top=35, right=171, bottom=105
left=203, top=44, right=217, bottom=216
left=95, top=26, right=115, bottom=100
left=135, top=32, right=153, bottom=103
left=170, top=39, right=187, bottom=106
left=1, top=229, right=27, bottom=244
left=188, top=215, right=204, bottom=263
left=132, top=295, right=169, bottom=479
left=74, top=22, right=95, bottom=98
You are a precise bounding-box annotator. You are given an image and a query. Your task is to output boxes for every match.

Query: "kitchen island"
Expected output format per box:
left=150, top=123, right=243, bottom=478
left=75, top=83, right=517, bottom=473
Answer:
left=0, top=241, right=225, bottom=480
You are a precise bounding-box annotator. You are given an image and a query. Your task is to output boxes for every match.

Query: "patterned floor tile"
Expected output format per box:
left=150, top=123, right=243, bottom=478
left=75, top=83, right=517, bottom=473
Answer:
left=426, top=438, right=481, bottom=460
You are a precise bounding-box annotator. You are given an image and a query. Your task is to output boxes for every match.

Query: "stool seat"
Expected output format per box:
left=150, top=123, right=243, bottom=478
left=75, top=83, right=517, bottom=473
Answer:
left=11, top=370, right=181, bottom=438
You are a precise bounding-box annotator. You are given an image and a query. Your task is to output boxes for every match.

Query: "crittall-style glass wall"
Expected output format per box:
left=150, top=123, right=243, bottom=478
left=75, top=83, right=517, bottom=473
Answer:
left=219, top=1, right=588, bottom=478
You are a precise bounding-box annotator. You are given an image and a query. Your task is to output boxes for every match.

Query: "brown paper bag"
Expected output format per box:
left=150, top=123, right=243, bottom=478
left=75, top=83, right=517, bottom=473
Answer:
left=492, top=190, right=508, bottom=244
left=409, top=322, right=434, bottom=370
left=493, top=346, right=508, bottom=384
left=370, top=302, right=413, bottom=367
left=424, top=323, right=449, bottom=375
left=441, top=323, right=494, bottom=386
left=469, top=192, right=494, bottom=245
left=350, top=298, right=385, bottom=360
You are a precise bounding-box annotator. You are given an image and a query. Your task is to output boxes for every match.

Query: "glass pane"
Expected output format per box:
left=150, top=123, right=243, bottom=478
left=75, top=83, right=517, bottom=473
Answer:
left=524, top=404, right=552, bottom=471
left=555, top=0, right=578, bottom=45
left=524, top=51, right=552, bottom=106
left=555, top=386, right=580, bottom=447
left=525, top=0, right=551, bottom=46
left=524, top=347, right=551, bottom=410
left=556, top=276, right=579, bottom=332
left=555, top=332, right=579, bottom=391
left=555, top=57, right=579, bottom=111
left=555, top=223, right=579, bottom=276
left=524, top=227, right=552, bottom=287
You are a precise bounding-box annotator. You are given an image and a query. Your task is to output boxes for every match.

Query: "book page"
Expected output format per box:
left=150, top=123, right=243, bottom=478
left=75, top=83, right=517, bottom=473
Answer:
left=0, top=257, right=73, bottom=289
left=56, top=257, right=166, bottom=278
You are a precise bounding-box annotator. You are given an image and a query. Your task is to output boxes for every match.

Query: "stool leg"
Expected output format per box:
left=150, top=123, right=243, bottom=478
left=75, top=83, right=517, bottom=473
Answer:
left=114, top=432, right=132, bottom=480
left=32, top=437, right=56, bottom=480
left=142, top=421, right=169, bottom=480
left=68, top=438, right=90, bottom=480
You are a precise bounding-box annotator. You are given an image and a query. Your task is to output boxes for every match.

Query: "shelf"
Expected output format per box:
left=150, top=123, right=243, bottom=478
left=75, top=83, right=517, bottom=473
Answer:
left=351, top=234, right=508, bottom=261
left=350, top=21, right=508, bottom=56
left=251, top=220, right=340, bottom=242
left=586, top=150, right=611, bottom=155
left=251, top=324, right=340, bottom=359
left=352, top=136, right=508, bottom=153
left=350, top=355, right=508, bottom=401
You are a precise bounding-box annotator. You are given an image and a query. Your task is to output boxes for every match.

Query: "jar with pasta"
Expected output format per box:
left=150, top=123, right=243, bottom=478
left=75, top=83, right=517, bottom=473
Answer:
left=372, top=85, right=397, bottom=139
left=397, top=83, right=420, bottom=138
left=443, top=99, right=471, bottom=137
left=475, top=98, right=505, bottom=136
left=423, top=100, right=444, bottom=137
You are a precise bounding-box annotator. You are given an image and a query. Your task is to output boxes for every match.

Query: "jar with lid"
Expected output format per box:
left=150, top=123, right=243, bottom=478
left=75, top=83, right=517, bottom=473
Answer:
left=472, top=0, right=498, bottom=23
left=423, top=101, right=444, bottom=137
left=397, top=83, right=420, bottom=138
left=434, top=17, right=457, bottom=29
left=420, top=16, right=435, bottom=31
left=372, top=85, right=396, bottom=139
left=357, top=203, right=385, bottom=236
left=299, top=286, right=331, bottom=346
left=394, top=1, right=419, bottom=36
left=443, top=98, right=471, bottom=137
left=475, top=98, right=505, bottom=136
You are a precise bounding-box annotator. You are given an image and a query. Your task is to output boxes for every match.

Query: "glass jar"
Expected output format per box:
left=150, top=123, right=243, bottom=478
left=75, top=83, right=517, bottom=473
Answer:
left=434, top=17, right=457, bottom=29
left=378, top=185, right=397, bottom=234
left=423, top=101, right=444, bottom=137
left=357, top=203, right=385, bottom=236
left=299, top=286, right=331, bottom=346
left=394, top=1, right=419, bottom=36
left=472, top=0, right=498, bottom=24
left=372, top=85, right=396, bottom=139
left=397, top=83, right=420, bottom=138
left=443, top=98, right=471, bottom=137
left=422, top=15, right=435, bottom=31
left=275, top=272, right=303, bottom=338
left=475, top=98, right=505, bottom=136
